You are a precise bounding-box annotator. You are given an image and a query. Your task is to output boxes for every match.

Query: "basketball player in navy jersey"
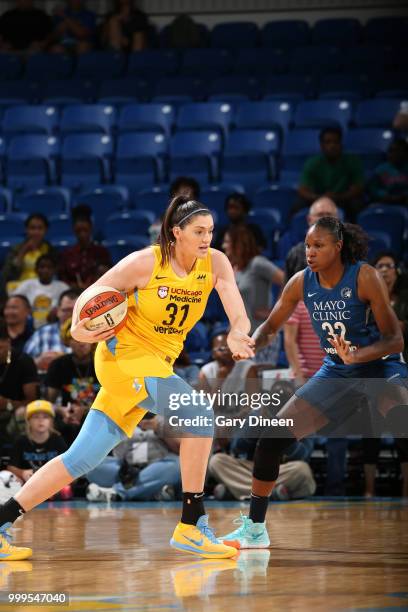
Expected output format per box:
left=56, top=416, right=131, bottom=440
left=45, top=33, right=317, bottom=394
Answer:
left=222, top=216, right=408, bottom=548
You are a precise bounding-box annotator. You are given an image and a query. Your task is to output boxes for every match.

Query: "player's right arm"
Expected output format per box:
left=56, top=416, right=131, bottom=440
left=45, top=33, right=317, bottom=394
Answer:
left=70, top=248, right=155, bottom=343
left=252, top=271, right=304, bottom=352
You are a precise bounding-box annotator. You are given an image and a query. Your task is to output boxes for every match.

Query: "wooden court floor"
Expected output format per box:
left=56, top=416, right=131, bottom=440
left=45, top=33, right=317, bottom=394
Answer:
left=1, top=499, right=407, bottom=612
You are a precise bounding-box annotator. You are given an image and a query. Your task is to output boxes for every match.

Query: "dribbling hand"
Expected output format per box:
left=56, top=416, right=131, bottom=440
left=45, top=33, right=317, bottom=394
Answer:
left=70, top=317, right=116, bottom=344
left=227, top=329, right=255, bottom=361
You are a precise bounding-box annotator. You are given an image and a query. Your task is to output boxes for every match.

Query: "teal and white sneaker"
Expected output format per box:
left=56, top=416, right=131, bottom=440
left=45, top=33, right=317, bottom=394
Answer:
left=221, top=513, right=270, bottom=549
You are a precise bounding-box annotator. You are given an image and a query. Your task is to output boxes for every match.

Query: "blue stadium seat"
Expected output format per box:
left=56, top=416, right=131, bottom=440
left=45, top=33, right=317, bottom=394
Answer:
left=225, top=129, right=280, bottom=158
left=118, top=103, right=175, bottom=136
left=0, top=81, right=39, bottom=106
left=6, top=135, right=60, bottom=189
left=135, top=186, right=171, bottom=215
left=26, top=53, right=73, bottom=81
left=253, top=185, right=297, bottom=226
left=75, top=185, right=129, bottom=231
left=264, top=75, right=316, bottom=101
left=47, top=213, right=72, bottom=241
left=2, top=105, right=59, bottom=136
left=14, top=187, right=70, bottom=215
left=373, top=72, right=408, bottom=99
left=185, top=321, right=209, bottom=352
left=234, top=48, right=288, bottom=75
left=203, top=290, right=227, bottom=323
left=176, top=102, right=233, bottom=137
left=312, top=18, right=362, bottom=46
left=261, top=20, right=310, bottom=47
left=293, top=99, right=352, bottom=131
left=201, top=183, right=244, bottom=217
left=98, top=78, right=151, bottom=105
left=364, top=17, right=408, bottom=45
left=357, top=207, right=405, bottom=255
left=289, top=208, right=309, bottom=242
left=103, top=236, right=150, bottom=264
left=210, top=22, right=259, bottom=49
left=0, top=54, right=23, bottom=79
left=104, top=210, right=155, bottom=240
left=341, top=45, right=393, bottom=74
left=354, top=99, right=404, bottom=128
left=128, top=50, right=179, bottom=77
left=282, top=129, right=321, bottom=157
left=318, top=74, right=367, bottom=100
left=0, top=212, right=26, bottom=240
left=208, top=76, right=261, bottom=101
left=169, top=131, right=222, bottom=183
left=367, top=230, right=392, bottom=259
left=42, top=79, right=94, bottom=106
left=76, top=51, right=126, bottom=80
left=60, top=104, right=116, bottom=135
left=159, top=22, right=209, bottom=48
left=235, top=101, right=293, bottom=135
left=344, top=128, right=394, bottom=154
left=61, top=134, right=113, bottom=190
left=0, top=187, right=12, bottom=213
left=116, top=132, right=167, bottom=192
left=289, top=46, right=341, bottom=75
left=154, top=77, right=204, bottom=102
left=180, top=49, right=233, bottom=76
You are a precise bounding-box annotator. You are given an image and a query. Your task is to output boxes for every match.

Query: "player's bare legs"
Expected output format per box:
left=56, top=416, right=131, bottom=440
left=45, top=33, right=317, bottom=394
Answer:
left=179, top=437, right=213, bottom=491
left=15, top=457, right=73, bottom=511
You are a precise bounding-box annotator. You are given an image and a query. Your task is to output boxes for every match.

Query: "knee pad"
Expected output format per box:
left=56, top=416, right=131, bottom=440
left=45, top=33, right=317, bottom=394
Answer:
left=253, top=434, right=295, bottom=482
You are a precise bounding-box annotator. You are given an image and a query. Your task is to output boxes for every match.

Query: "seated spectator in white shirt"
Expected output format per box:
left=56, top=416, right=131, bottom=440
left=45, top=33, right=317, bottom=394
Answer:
left=11, top=255, right=69, bottom=329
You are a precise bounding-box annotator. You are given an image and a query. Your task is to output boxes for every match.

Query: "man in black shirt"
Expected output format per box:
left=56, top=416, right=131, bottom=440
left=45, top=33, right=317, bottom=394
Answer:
left=3, top=295, right=33, bottom=357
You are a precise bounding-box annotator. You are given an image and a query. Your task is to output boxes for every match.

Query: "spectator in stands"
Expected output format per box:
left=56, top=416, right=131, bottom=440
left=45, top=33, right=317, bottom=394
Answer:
left=214, top=193, right=266, bottom=250
left=372, top=251, right=408, bottom=363
left=45, top=318, right=98, bottom=407
left=367, top=139, right=408, bottom=205
left=0, top=0, right=53, bottom=53
left=0, top=319, right=39, bottom=439
left=164, top=14, right=205, bottom=49
left=11, top=255, right=69, bottom=330
left=222, top=225, right=283, bottom=334
left=51, top=0, right=97, bottom=54
left=285, top=197, right=339, bottom=281
left=101, top=0, right=150, bottom=52
left=58, top=205, right=111, bottom=290
left=1, top=214, right=57, bottom=297
left=3, top=295, right=33, bottom=356
left=297, top=127, right=364, bottom=221
left=7, top=400, right=67, bottom=488
left=24, top=288, right=80, bottom=372
left=393, top=101, right=408, bottom=131
left=85, top=414, right=181, bottom=502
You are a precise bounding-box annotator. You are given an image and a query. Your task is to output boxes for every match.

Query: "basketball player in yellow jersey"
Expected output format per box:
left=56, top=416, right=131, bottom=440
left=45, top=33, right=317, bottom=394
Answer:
left=0, top=195, right=254, bottom=561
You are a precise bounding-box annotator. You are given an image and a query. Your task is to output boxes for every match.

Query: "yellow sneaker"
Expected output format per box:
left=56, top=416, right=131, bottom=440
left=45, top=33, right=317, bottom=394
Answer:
left=170, top=515, right=237, bottom=559
left=0, top=523, right=32, bottom=561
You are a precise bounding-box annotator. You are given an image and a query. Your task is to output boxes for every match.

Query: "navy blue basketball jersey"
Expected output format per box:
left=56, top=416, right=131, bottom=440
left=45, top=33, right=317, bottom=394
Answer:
left=303, top=262, right=398, bottom=365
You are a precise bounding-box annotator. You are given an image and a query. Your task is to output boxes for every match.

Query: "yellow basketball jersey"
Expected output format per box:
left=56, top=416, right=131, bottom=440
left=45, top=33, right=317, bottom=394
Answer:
left=114, top=245, right=214, bottom=360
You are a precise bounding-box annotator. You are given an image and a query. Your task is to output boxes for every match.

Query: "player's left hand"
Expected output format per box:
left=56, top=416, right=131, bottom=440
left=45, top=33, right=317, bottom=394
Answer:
left=328, top=334, right=355, bottom=365
left=227, top=329, right=255, bottom=361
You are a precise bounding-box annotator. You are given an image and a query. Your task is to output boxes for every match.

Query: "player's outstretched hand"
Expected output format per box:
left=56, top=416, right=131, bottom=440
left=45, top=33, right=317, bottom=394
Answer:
left=227, top=329, right=255, bottom=361
left=328, top=334, right=355, bottom=365
left=71, top=317, right=116, bottom=344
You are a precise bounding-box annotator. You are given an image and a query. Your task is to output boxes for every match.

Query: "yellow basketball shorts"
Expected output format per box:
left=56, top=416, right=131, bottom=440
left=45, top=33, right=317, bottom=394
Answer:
left=92, top=341, right=213, bottom=438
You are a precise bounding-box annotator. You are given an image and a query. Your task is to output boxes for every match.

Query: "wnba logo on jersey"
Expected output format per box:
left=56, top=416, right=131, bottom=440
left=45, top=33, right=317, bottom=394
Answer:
left=158, top=286, right=169, bottom=299
left=341, top=287, right=352, bottom=299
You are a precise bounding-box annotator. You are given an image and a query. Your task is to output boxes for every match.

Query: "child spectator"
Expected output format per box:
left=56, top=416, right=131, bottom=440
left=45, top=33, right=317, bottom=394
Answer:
left=101, top=0, right=150, bottom=52
left=368, top=139, right=408, bottom=205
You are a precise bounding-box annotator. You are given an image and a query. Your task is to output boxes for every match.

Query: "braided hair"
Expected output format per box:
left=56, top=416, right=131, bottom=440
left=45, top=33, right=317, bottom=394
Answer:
left=157, top=195, right=211, bottom=265
left=313, top=216, right=369, bottom=264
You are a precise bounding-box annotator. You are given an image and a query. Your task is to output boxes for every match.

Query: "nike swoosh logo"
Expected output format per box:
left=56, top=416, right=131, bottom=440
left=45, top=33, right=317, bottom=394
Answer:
left=308, top=292, right=317, bottom=297
left=183, top=535, right=204, bottom=547
left=156, top=275, right=166, bottom=280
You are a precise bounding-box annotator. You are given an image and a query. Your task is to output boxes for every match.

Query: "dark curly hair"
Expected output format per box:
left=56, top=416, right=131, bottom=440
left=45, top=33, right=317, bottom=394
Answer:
left=313, top=216, right=369, bottom=264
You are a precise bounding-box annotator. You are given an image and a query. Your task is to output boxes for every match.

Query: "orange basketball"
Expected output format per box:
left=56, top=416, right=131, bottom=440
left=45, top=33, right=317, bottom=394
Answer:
left=77, top=285, right=128, bottom=333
